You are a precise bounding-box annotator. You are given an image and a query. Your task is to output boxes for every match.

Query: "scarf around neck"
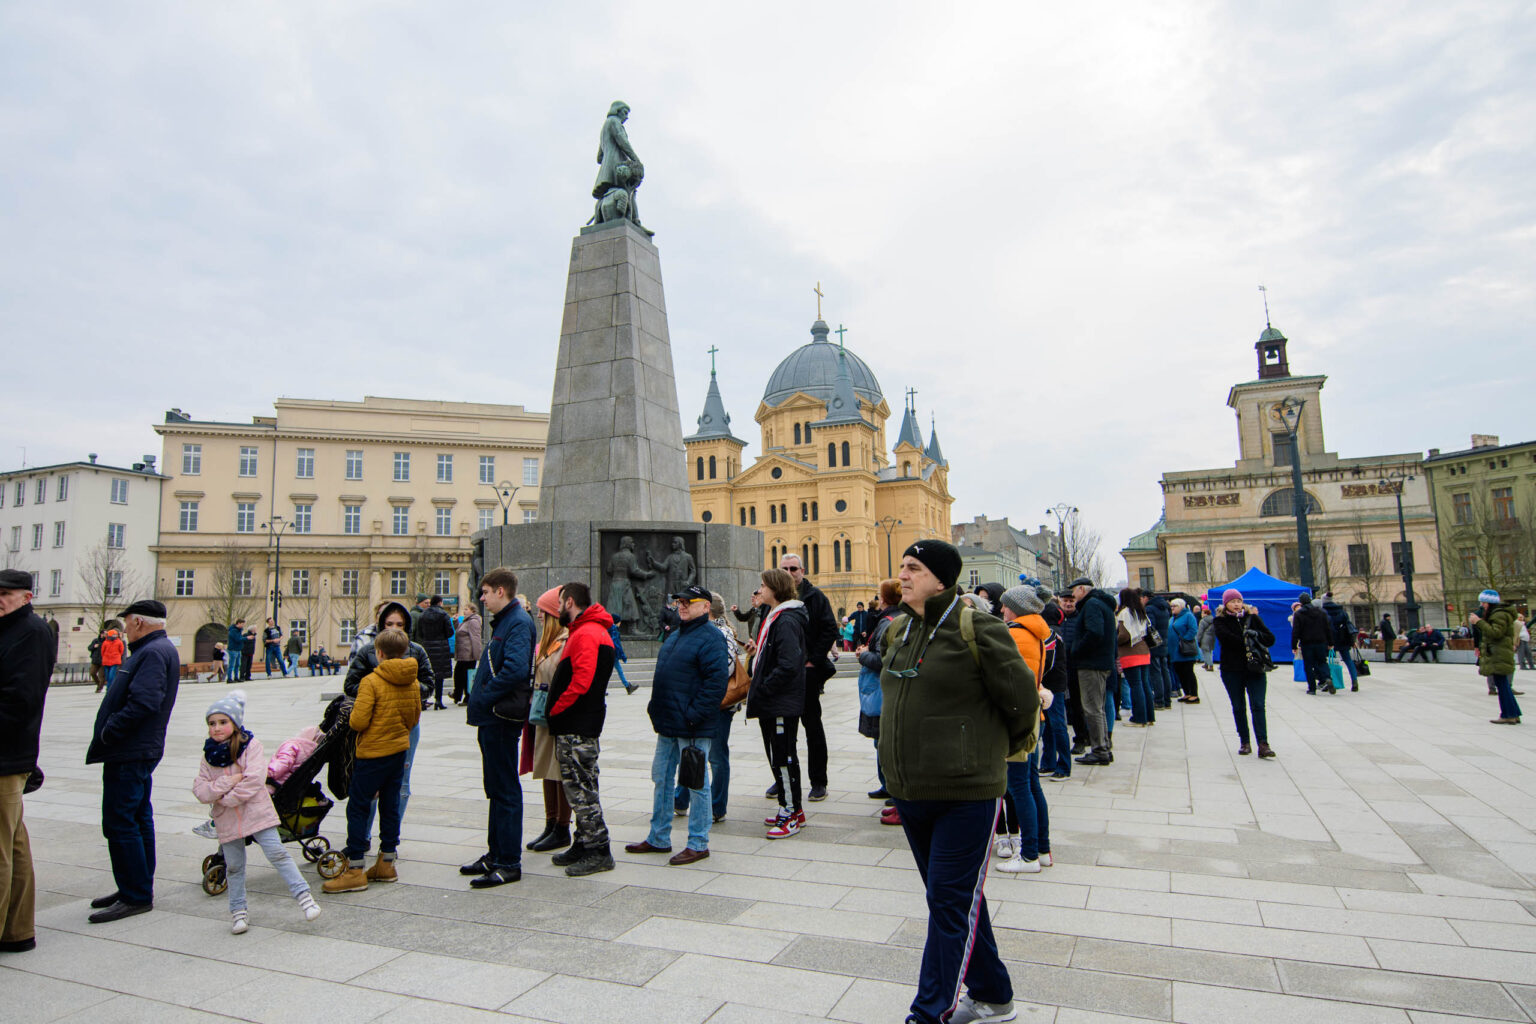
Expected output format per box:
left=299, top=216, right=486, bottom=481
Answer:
left=204, top=728, right=254, bottom=767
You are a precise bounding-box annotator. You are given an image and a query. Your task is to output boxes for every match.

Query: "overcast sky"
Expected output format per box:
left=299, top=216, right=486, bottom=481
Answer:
left=4, top=3, right=1533, bottom=580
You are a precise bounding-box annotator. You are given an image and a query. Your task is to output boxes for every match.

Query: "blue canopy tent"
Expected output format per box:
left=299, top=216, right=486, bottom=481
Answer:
left=1204, top=567, right=1309, bottom=665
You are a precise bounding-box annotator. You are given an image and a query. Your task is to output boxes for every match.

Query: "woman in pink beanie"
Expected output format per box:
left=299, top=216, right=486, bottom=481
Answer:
left=1211, top=590, right=1277, bottom=758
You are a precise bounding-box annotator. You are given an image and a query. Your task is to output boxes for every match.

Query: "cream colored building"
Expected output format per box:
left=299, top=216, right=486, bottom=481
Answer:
left=152, top=396, right=548, bottom=660
left=1, top=455, right=165, bottom=664
left=1122, top=324, right=1444, bottom=628
left=685, top=319, right=955, bottom=616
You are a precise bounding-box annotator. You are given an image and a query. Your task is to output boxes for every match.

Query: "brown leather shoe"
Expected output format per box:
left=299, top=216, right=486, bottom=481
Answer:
left=624, top=840, right=673, bottom=854
left=365, top=856, right=397, bottom=883
left=668, top=848, right=710, bottom=866
left=1237, top=743, right=1252, bottom=755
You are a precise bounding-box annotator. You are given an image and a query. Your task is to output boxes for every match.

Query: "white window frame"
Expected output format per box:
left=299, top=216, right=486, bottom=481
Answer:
left=110, top=479, right=128, bottom=504
left=523, top=509, right=537, bottom=524
left=238, top=446, right=259, bottom=477
left=435, top=506, right=452, bottom=536
left=105, top=570, right=123, bottom=598
left=107, top=523, right=126, bottom=548
left=479, top=456, right=495, bottom=484
left=340, top=568, right=359, bottom=597
left=392, top=505, right=409, bottom=536
left=437, top=453, right=453, bottom=483
left=343, top=505, right=361, bottom=535
left=179, top=501, right=199, bottom=532
left=389, top=570, right=407, bottom=596
left=236, top=502, right=256, bottom=533
left=478, top=509, right=494, bottom=531
left=289, top=619, right=308, bottom=647
left=234, top=569, right=253, bottom=597
left=295, top=448, right=315, bottom=479
left=292, top=504, right=312, bottom=534
left=49, top=569, right=62, bottom=597
left=175, top=569, right=195, bottom=597
left=345, top=450, right=364, bottom=480
left=35, top=479, right=46, bottom=504
left=523, top=457, right=540, bottom=486
left=31, top=524, right=43, bottom=549
left=182, top=444, right=202, bottom=475
left=56, top=475, right=69, bottom=501
left=393, top=452, right=410, bottom=482
left=434, top=570, right=451, bottom=596
left=339, top=619, right=357, bottom=645
left=291, top=569, right=310, bottom=596
left=53, top=521, right=65, bottom=547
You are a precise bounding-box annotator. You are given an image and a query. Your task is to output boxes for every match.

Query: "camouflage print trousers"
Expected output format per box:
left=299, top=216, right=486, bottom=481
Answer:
left=554, top=733, right=609, bottom=847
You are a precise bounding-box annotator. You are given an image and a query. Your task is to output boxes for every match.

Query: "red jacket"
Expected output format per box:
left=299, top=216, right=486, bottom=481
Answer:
left=99, top=631, right=126, bottom=667
left=547, top=604, right=616, bottom=736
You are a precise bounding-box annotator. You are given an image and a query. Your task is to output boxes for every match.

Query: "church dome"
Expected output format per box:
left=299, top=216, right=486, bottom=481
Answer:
left=762, top=320, right=885, bottom=408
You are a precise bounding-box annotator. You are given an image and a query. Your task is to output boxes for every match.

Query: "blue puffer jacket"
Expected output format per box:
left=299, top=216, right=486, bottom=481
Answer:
left=1168, top=608, right=1199, bottom=662
left=648, top=615, right=730, bottom=738
left=1145, top=596, right=1172, bottom=652
left=87, top=629, right=180, bottom=764
left=468, top=601, right=535, bottom=727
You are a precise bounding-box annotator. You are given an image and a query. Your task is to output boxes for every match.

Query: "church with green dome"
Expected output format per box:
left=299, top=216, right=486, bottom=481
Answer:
left=684, top=318, right=954, bottom=615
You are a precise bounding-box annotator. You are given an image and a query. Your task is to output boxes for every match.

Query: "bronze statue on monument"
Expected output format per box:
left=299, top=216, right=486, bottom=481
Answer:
left=590, top=101, right=651, bottom=235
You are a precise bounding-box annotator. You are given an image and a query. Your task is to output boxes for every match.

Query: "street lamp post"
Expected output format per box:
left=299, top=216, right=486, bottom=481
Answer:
left=1379, top=470, right=1419, bottom=630
left=1046, top=504, right=1077, bottom=592
left=1275, top=397, right=1316, bottom=591
left=486, top=481, right=522, bottom=526
left=877, top=516, right=902, bottom=577
left=261, top=516, right=290, bottom=629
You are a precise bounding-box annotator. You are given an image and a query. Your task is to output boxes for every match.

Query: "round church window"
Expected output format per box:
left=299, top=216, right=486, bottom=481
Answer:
left=701, top=511, right=712, bottom=523
left=771, top=467, right=783, bottom=479
left=835, top=500, right=847, bottom=513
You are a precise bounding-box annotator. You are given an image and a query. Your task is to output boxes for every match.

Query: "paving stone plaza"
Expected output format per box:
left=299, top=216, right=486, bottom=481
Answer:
left=6, top=660, right=1536, bottom=1024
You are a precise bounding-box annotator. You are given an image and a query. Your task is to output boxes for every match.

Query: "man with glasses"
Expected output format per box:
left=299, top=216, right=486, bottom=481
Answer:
left=771, top=554, right=837, bottom=802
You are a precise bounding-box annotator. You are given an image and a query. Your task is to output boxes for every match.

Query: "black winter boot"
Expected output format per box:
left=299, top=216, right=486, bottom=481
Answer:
left=529, top=823, right=572, bottom=853
left=550, top=841, right=587, bottom=867
left=525, top=818, right=555, bottom=851
left=565, top=842, right=615, bottom=877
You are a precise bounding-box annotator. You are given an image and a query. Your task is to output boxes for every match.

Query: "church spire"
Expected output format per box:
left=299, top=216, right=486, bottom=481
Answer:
left=684, top=353, right=746, bottom=444
left=925, top=414, right=947, bottom=467
left=811, top=341, right=870, bottom=428
left=895, top=387, right=925, bottom=450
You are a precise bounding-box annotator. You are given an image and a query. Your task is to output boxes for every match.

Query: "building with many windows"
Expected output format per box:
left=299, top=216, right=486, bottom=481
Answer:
left=684, top=318, right=955, bottom=616
left=1424, top=434, right=1534, bottom=620
left=0, top=455, right=166, bottom=664
left=1122, top=323, right=1443, bottom=629
left=151, top=396, right=548, bottom=660
left=950, top=515, right=1056, bottom=590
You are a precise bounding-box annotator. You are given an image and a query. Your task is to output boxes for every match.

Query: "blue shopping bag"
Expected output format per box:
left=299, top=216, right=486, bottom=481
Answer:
left=1327, top=651, right=1345, bottom=691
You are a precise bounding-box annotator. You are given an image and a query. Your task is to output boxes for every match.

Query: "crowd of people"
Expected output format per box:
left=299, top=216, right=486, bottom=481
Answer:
left=3, top=556, right=1530, bottom=1024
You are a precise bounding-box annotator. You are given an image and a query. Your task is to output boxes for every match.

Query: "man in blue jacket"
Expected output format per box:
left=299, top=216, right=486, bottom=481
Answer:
left=461, top=568, right=534, bottom=889
left=85, top=599, right=179, bottom=924
left=1068, top=578, right=1118, bottom=766
left=225, top=618, right=246, bottom=684
left=627, top=585, right=730, bottom=865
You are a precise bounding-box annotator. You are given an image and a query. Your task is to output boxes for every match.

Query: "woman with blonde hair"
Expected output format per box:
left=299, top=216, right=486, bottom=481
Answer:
left=524, top=588, right=573, bottom=853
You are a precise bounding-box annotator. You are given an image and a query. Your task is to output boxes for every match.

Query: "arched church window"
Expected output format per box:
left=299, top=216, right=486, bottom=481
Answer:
left=794, top=423, right=802, bottom=445
left=696, top=457, right=704, bottom=480
left=708, top=455, right=716, bottom=479
left=1260, top=489, right=1321, bottom=517
left=841, top=441, right=850, bottom=466
left=828, top=442, right=837, bottom=467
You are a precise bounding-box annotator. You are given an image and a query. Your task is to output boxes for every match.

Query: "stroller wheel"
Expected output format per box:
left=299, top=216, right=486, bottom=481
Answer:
left=201, top=853, right=223, bottom=874
left=313, top=835, right=331, bottom=852
left=316, top=850, right=347, bottom=880
left=202, top=863, right=227, bottom=896
left=300, top=840, right=319, bottom=863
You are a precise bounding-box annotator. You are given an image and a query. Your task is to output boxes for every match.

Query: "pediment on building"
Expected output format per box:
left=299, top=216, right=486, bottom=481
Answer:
left=734, top=454, right=818, bottom=487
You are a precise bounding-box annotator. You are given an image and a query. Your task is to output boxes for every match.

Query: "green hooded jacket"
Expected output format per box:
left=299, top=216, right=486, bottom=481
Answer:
left=1476, top=603, right=1517, bottom=677
left=878, top=586, right=1040, bottom=801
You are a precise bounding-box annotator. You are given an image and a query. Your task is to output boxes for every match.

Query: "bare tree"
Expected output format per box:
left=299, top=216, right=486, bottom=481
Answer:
left=1341, top=516, right=1383, bottom=620
left=204, top=541, right=261, bottom=633
left=1062, top=509, right=1110, bottom=586
left=76, top=540, right=144, bottom=635
left=1442, top=490, right=1536, bottom=620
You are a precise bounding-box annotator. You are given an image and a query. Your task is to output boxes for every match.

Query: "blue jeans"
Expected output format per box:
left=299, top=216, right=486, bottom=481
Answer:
left=364, top=723, right=420, bottom=837
left=1336, top=646, right=1358, bottom=684
left=1041, top=697, right=1070, bottom=776
left=675, top=707, right=735, bottom=820
left=103, top=665, right=118, bottom=687
left=1006, top=753, right=1049, bottom=861
left=1150, top=650, right=1171, bottom=705
left=265, top=645, right=285, bottom=676
left=101, top=759, right=158, bottom=905
left=226, top=650, right=243, bottom=680
left=477, top=720, right=523, bottom=869
left=345, top=752, right=405, bottom=862
left=1491, top=674, right=1523, bottom=721
left=221, top=826, right=309, bottom=912
left=1125, top=664, right=1154, bottom=724
left=893, top=797, right=1013, bottom=1024
left=650, top=736, right=713, bottom=851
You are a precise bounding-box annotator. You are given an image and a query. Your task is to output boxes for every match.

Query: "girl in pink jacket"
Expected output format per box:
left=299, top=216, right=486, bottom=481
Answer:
left=192, top=691, right=321, bottom=933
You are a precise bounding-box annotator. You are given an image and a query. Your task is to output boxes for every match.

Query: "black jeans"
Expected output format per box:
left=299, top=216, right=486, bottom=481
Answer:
left=101, top=759, right=159, bottom=906
left=1220, top=667, right=1268, bottom=745
left=759, top=715, right=802, bottom=812
left=802, top=683, right=828, bottom=789
left=1172, top=660, right=1198, bottom=699
left=451, top=662, right=473, bottom=703
left=1299, top=642, right=1331, bottom=692
left=477, top=721, right=523, bottom=869
left=346, top=752, right=405, bottom=862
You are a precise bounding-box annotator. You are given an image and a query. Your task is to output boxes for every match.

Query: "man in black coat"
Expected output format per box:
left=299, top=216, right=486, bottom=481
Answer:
left=776, top=554, right=837, bottom=801
left=1068, top=578, right=1117, bottom=766
left=414, top=595, right=455, bottom=708
left=1320, top=594, right=1359, bottom=691
left=0, top=569, right=54, bottom=953
left=1291, top=594, right=1334, bottom=694
left=85, top=599, right=180, bottom=924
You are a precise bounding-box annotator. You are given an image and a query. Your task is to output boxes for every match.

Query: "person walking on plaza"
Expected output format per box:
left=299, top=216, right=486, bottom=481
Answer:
left=1378, top=613, right=1397, bottom=659
left=997, top=584, right=1054, bottom=873
left=461, top=568, right=535, bottom=888
left=525, top=588, right=572, bottom=854
left=452, top=604, right=483, bottom=705
left=0, top=569, right=54, bottom=953
left=193, top=690, right=321, bottom=929
left=880, top=540, right=1038, bottom=1024
left=1320, top=593, right=1359, bottom=691
left=283, top=632, right=302, bottom=676
left=323, top=628, right=421, bottom=894
left=1116, top=588, right=1154, bottom=727
left=1291, top=593, right=1334, bottom=695
left=1212, top=589, right=1277, bottom=758
left=88, top=627, right=107, bottom=692
left=748, top=569, right=809, bottom=839
left=544, top=583, right=618, bottom=876
left=1472, top=590, right=1522, bottom=725
left=773, top=553, right=837, bottom=803
left=415, top=595, right=455, bottom=709
left=628, top=584, right=730, bottom=865
left=240, top=628, right=256, bottom=681
left=673, top=593, right=746, bottom=823
left=1167, top=598, right=1200, bottom=704
left=85, top=599, right=180, bottom=923
left=1070, top=578, right=1117, bottom=766
left=98, top=624, right=125, bottom=691
left=262, top=618, right=287, bottom=677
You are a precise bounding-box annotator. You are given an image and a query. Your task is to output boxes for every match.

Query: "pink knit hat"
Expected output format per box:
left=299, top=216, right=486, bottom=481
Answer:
left=536, top=587, right=562, bottom=616
left=1221, top=589, right=1243, bottom=604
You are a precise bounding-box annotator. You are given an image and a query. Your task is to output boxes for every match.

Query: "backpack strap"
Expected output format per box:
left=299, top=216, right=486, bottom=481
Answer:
left=959, top=605, right=980, bottom=668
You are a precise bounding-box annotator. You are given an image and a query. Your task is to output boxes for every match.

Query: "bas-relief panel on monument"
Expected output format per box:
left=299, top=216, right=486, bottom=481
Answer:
left=599, top=530, right=701, bottom=637
left=1182, top=493, right=1241, bottom=508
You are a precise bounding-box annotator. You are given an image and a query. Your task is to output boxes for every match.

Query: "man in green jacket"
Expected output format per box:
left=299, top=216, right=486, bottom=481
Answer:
left=1472, top=589, right=1521, bottom=724
left=880, top=540, right=1039, bottom=1024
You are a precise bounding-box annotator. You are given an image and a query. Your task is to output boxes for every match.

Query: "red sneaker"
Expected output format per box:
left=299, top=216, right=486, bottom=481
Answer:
left=764, top=808, right=806, bottom=827
left=766, top=810, right=803, bottom=839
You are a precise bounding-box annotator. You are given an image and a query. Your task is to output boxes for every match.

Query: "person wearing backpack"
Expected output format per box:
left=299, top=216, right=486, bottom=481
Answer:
left=1212, top=588, right=1277, bottom=758
left=1320, top=594, right=1359, bottom=691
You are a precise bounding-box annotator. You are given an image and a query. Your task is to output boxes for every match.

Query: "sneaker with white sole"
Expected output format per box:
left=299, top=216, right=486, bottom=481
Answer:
left=765, top=811, right=802, bottom=839
left=192, top=819, right=219, bottom=840
left=230, top=910, right=249, bottom=935
left=949, top=994, right=1018, bottom=1023
left=992, top=836, right=1014, bottom=859
left=1039, top=851, right=1053, bottom=867
left=996, top=854, right=1041, bottom=874
left=298, top=892, right=321, bottom=921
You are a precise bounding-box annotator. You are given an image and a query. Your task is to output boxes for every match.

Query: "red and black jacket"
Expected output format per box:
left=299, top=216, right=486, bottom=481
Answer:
left=547, top=604, right=616, bottom=737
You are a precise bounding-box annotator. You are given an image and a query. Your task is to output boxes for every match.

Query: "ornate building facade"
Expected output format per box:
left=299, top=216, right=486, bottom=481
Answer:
left=1122, top=323, right=1444, bottom=628
left=685, top=319, right=954, bottom=615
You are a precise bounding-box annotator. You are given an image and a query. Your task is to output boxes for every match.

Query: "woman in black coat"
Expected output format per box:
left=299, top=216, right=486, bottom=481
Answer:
left=1211, top=588, right=1277, bottom=759
left=746, top=568, right=809, bottom=836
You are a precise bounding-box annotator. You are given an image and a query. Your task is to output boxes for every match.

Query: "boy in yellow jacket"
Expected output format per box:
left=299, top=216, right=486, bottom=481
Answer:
left=324, top=628, right=421, bottom=893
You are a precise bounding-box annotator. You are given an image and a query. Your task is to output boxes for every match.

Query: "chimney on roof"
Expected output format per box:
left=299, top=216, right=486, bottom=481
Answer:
left=132, top=462, right=144, bottom=472
left=1428, top=448, right=1440, bottom=458
left=1470, top=434, right=1500, bottom=449
left=88, top=453, right=98, bottom=464
left=143, top=455, right=157, bottom=471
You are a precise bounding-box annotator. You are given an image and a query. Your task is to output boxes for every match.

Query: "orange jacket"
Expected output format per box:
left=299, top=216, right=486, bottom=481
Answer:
left=100, top=631, right=125, bottom=667
left=1005, top=614, right=1052, bottom=762
left=349, top=657, right=423, bottom=758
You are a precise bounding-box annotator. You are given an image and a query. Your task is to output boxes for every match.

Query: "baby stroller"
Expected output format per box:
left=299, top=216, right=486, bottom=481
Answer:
left=201, top=700, right=353, bottom=894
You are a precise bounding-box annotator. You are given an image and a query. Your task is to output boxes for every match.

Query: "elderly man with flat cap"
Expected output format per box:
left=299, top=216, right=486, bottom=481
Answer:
left=0, top=569, right=55, bottom=953
left=85, top=598, right=180, bottom=923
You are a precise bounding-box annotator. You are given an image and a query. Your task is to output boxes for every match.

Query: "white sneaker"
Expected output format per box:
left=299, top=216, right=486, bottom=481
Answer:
left=298, top=892, right=321, bottom=921
left=949, top=994, right=1018, bottom=1023
left=231, top=911, right=249, bottom=935
left=992, top=836, right=1014, bottom=860
left=1040, top=851, right=1053, bottom=867
left=193, top=819, right=219, bottom=840
left=996, top=854, right=1041, bottom=874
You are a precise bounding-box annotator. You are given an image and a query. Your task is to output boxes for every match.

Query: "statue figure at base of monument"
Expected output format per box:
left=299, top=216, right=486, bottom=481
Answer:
left=605, top=535, right=656, bottom=628
left=590, top=101, right=651, bottom=236
left=647, top=536, right=697, bottom=597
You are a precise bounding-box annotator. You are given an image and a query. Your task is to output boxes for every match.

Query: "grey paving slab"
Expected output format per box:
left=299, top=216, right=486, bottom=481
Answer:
left=1275, top=960, right=1528, bottom=1021
left=1069, top=935, right=1283, bottom=992
left=0, top=967, right=117, bottom=1024
left=347, top=950, right=548, bottom=1008
left=1171, top=980, right=1412, bottom=1023
left=49, top=996, right=232, bottom=1024
left=504, top=973, right=720, bottom=1024
left=645, top=952, right=854, bottom=1015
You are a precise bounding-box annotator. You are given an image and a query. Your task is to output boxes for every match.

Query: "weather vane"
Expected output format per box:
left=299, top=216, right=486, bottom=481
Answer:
left=1258, top=284, right=1272, bottom=328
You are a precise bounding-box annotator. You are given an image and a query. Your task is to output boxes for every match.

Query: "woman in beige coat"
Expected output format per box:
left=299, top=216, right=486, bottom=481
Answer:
left=525, top=587, right=571, bottom=852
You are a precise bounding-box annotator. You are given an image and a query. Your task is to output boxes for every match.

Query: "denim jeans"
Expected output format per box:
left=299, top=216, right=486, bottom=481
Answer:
left=1041, top=697, right=1070, bottom=776
left=1336, top=646, right=1358, bottom=684
left=1124, top=664, right=1154, bottom=724
left=345, top=752, right=405, bottom=862
left=675, top=706, right=735, bottom=820
left=226, top=650, right=242, bottom=681
left=101, top=759, right=158, bottom=905
left=364, top=723, right=420, bottom=838
left=1006, top=752, right=1049, bottom=861
left=220, top=826, right=309, bottom=912
left=892, top=797, right=1012, bottom=1024
left=1149, top=650, right=1171, bottom=705
left=1490, top=674, right=1523, bottom=721
left=477, top=720, right=523, bottom=869
left=650, top=735, right=713, bottom=851
left=265, top=645, right=285, bottom=676
left=103, top=665, right=118, bottom=688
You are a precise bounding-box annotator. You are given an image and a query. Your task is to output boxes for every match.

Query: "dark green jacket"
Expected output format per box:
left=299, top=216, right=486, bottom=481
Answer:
left=878, top=587, right=1040, bottom=801
left=1476, top=604, right=1516, bottom=677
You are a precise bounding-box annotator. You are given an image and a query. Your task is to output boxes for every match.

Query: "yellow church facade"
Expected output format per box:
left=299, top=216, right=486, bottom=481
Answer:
left=685, top=319, right=954, bottom=616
